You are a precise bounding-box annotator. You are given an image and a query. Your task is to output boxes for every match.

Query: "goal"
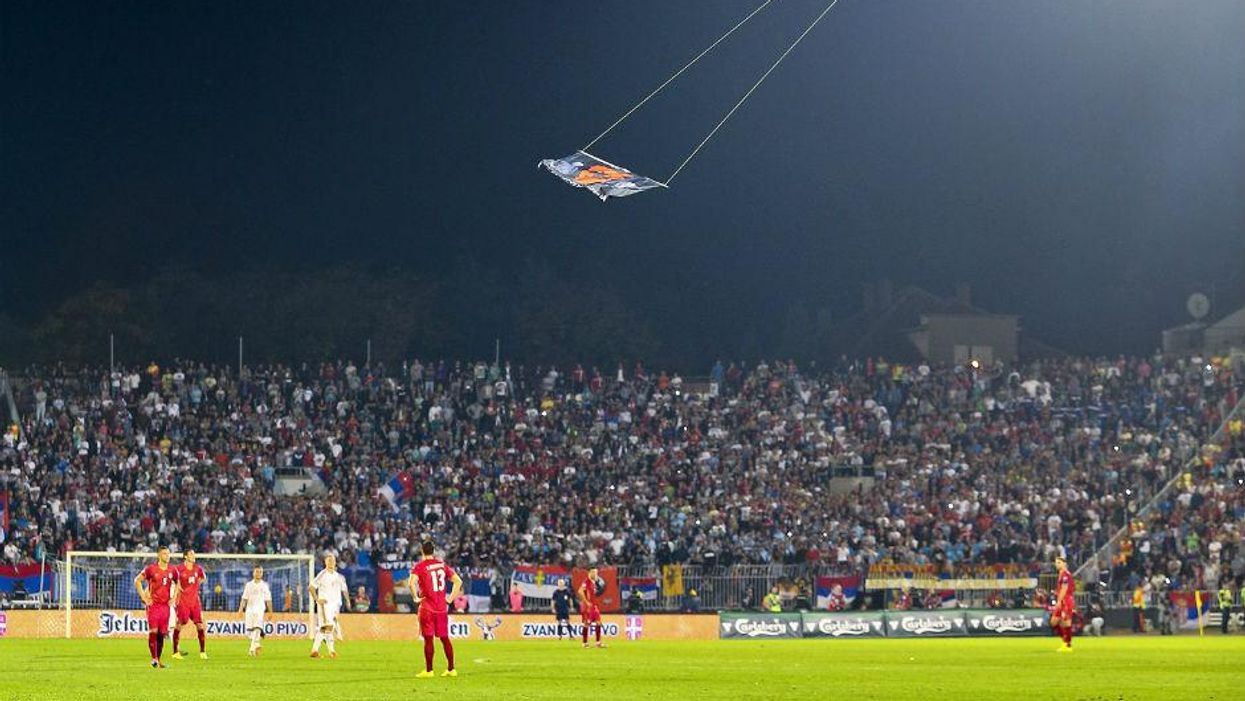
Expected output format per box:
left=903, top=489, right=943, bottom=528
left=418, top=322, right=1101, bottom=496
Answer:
left=61, top=551, right=315, bottom=639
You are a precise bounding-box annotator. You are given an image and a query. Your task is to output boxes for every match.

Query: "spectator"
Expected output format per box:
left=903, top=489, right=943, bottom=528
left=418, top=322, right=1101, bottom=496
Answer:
left=508, top=584, right=523, bottom=613
left=353, top=586, right=371, bottom=613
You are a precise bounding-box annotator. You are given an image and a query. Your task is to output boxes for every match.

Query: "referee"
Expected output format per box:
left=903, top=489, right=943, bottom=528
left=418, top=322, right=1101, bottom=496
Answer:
left=551, top=579, right=574, bottom=641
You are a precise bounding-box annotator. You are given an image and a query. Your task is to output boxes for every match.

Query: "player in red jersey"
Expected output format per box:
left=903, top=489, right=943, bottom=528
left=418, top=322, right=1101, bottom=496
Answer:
left=577, top=566, right=606, bottom=648
left=133, top=546, right=180, bottom=668
left=1050, top=555, right=1076, bottom=652
left=408, top=540, right=463, bottom=678
left=171, top=549, right=208, bottom=660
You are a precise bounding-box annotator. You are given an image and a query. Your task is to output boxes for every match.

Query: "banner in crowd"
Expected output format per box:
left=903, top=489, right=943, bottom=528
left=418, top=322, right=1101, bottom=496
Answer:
left=377, top=472, right=415, bottom=509
left=718, top=612, right=802, bottom=639
left=621, top=576, right=659, bottom=602
left=376, top=560, right=415, bottom=613
left=467, top=576, right=492, bottom=613
left=884, top=610, right=967, bottom=637
left=0, top=564, right=52, bottom=596
left=662, top=564, right=684, bottom=597
left=866, top=564, right=1038, bottom=590
left=511, top=565, right=572, bottom=600
left=814, top=575, right=860, bottom=609
left=801, top=611, right=886, bottom=638
left=963, top=608, right=1049, bottom=636
left=0, top=491, right=9, bottom=539
left=571, top=567, right=620, bottom=612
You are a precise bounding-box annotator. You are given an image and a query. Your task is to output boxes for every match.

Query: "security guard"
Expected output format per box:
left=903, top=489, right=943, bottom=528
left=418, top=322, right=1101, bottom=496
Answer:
left=763, top=586, right=783, bottom=613
left=1218, top=583, right=1235, bottom=634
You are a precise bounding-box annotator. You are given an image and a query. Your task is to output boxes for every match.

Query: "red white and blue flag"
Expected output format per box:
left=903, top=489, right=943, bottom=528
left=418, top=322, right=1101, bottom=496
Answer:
left=377, top=472, right=415, bottom=509
left=621, top=576, right=659, bottom=601
left=815, top=575, right=860, bottom=609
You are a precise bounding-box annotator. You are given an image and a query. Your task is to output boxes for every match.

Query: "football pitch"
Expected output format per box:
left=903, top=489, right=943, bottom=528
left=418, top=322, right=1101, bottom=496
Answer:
left=2, top=637, right=1242, bottom=701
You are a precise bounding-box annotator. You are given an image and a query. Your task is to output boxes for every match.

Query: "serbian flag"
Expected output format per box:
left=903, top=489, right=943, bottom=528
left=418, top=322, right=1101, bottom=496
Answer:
left=539, top=151, right=666, bottom=201
left=0, top=491, right=8, bottom=542
left=621, top=576, right=659, bottom=602
left=815, top=575, right=860, bottom=609
left=378, top=472, right=415, bottom=509
left=1169, top=590, right=1215, bottom=630
left=0, top=564, right=52, bottom=596
left=511, top=564, right=571, bottom=599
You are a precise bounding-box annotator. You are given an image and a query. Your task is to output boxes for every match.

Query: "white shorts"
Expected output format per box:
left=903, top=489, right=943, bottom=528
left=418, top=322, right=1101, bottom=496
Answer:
left=245, top=610, right=266, bottom=632
left=318, top=602, right=341, bottom=629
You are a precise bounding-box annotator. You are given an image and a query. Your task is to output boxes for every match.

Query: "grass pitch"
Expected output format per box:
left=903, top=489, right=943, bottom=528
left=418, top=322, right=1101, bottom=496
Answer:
left=1, top=636, right=1241, bottom=700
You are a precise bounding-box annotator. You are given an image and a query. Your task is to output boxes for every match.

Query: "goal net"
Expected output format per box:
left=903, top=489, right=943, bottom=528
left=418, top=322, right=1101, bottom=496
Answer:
left=60, top=551, right=315, bottom=639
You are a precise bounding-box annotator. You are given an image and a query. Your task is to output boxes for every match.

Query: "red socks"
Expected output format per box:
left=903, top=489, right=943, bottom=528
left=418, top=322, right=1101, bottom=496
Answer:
left=1061, top=626, right=1072, bottom=646
left=595, top=624, right=601, bottom=642
left=440, top=636, right=454, bottom=671
left=423, top=636, right=434, bottom=672
left=197, top=629, right=206, bottom=652
left=148, top=632, right=158, bottom=659
left=156, top=632, right=165, bottom=658
left=172, top=629, right=180, bottom=653
left=582, top=626, right=588, bottom=644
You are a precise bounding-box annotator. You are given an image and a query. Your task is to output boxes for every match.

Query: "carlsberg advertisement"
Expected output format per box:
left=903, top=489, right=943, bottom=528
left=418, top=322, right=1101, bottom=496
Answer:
left=719, top=610, right=1051, bottom=640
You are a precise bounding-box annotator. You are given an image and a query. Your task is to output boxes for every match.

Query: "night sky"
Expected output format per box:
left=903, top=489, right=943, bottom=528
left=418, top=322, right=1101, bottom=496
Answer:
left=3, top=0, right=1243, bottom=357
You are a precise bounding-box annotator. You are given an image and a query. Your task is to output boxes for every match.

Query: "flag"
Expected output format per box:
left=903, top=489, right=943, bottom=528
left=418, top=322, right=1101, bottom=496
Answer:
left=377, top=472, right=415, bottom=509
left=0, top=564, right=52, bottom=597
left=0, top=491, right=8, bottom=543
left=538, top=151, right=666, bottom=201
left=621, top=576, right=659, bottom=602
left=511, top=565, right=571, bottom=599
left=814, top=575, right=860, bottom=609
left=624, top=615, right=644, bottom=640
left=1194, top=590, right=1204, bottom=636
left=661, top=564, right=684, bottom=597
left=467, top=576, right=492, bottom=613
left=572, top=567, right=620, bottom=612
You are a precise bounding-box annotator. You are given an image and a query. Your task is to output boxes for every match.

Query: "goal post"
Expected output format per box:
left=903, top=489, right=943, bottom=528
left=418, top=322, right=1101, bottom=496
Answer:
left=62, top=551, right=315, bottom=639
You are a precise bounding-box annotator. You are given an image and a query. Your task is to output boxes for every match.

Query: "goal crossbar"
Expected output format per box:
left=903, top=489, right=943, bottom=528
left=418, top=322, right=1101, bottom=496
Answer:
left=63, top=551, right=316, bottom=639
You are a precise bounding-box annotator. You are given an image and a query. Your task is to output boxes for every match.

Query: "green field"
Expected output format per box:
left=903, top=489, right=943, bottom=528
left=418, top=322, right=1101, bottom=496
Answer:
left=1, top=637, right=1242, bottom=700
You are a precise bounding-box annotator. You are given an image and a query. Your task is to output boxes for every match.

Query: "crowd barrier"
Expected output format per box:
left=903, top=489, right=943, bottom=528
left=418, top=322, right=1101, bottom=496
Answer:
left=718, top=609, right=1051, bottom=639
left=0, top=610, right=720, bottom=642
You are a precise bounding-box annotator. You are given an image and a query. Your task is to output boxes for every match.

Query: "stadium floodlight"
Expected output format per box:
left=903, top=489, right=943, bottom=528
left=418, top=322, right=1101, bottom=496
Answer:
left=61, top=551, right=315, bottom=639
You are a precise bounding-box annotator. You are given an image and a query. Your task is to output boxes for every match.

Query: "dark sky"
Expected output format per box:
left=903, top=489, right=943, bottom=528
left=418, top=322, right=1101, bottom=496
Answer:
left=3, top=0, right=1243, bottom=356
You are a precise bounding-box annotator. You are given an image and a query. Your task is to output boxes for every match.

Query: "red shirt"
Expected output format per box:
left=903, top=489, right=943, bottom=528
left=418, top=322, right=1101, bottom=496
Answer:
left=582, top=576, right=602, bottom=607
left=174, top=564, right=207, bottom=604
left=411, top=558, right=457, bottom=614
left=1056, top=570, right=1074, bottom=604
left=142, top=563, right=177, bottom=605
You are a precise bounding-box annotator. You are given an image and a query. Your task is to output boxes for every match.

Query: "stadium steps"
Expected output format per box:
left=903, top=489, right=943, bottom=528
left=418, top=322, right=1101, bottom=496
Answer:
left=1075, top=386, right=1245, bottom=581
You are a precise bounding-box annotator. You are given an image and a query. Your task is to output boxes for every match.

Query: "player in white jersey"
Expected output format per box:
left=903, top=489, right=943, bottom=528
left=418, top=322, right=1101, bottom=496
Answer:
left=309, top=554, right=351, bottom=659
left=238, top=566, right=272, bottom=656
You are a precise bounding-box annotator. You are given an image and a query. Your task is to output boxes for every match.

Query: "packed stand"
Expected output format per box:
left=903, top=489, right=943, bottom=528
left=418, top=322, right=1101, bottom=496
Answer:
left=1, top=355, right=1241, bottom=592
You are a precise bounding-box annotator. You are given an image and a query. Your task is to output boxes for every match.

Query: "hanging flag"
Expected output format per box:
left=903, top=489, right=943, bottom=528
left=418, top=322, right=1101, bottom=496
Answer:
left=815, top=575, right=859, bottom=609
left=661, top=564, right=684, bottom=597
left=538, top=151, right=665, bottom=201
left=0, top=491, right=8, bottom=543
left=511, top=564, right=571, bottom=599
left=621, top=576, right=660, bottom=602
left=467, top=576, right=492, bottom=613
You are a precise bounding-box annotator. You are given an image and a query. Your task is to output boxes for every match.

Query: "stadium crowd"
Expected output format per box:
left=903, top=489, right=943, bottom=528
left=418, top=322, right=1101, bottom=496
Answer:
left=1, top=354, right=1242, bottom=591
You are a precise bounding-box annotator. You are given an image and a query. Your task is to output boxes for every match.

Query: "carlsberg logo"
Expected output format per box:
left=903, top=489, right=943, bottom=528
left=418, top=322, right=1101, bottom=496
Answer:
left=981, top=615, right=1034, bottom=633
left=733, top=619, right=789, bottom=636
left=816, top=619, right=870, bottom=637
left=900, top=616, right=953, bottom=634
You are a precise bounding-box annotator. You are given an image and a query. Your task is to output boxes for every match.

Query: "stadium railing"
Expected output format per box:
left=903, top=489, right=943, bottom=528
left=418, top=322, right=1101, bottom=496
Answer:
left=1074, top=388, right=1245, bottom=586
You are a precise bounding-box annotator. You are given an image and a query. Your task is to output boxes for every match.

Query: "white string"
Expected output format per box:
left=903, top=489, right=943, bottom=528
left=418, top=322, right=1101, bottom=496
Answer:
left=664, top=0, right=842, bottom=185
left=582, top=0, right=774, bottom=153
